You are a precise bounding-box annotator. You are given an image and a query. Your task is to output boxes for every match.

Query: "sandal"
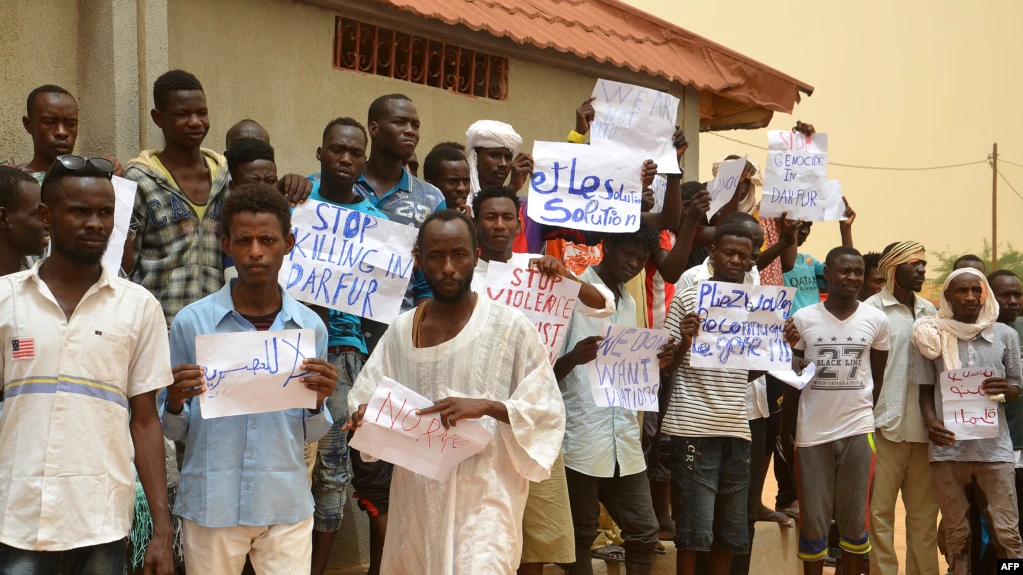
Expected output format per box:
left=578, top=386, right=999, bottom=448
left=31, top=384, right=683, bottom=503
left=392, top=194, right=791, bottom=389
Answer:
left=591, top=544, right=626, bottom=563
left=654, top=542, right=667, bottom=555
left=757, top=510, right=795, bottom=528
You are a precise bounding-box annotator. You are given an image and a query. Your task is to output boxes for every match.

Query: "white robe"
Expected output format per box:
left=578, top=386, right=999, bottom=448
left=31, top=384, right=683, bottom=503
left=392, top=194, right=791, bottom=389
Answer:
left=348, top=297, right=566, bottom=574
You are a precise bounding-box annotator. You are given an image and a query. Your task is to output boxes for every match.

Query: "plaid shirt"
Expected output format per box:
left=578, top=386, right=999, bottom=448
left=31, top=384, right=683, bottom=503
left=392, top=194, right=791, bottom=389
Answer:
left=125, top=149, right=230, bottom=327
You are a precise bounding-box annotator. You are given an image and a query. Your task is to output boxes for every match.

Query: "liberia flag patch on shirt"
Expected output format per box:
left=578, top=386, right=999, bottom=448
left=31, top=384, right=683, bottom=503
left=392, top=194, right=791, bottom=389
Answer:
left=12, top=338, right=35, bottom=360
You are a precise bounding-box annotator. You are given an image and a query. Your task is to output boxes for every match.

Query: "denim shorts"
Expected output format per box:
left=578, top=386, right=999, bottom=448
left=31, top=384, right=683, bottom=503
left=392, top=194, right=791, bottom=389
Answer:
left=670, top=435, right=751, bottom=553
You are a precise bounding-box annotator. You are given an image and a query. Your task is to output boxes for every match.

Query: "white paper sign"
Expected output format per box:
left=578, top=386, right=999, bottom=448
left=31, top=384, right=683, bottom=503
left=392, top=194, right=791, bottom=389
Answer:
left=940, top=368, right=1000, bottom=440
left=102, top=176, right=137, bottom=274
left=348, top=377, right=492, bottom=482
left=483, top=261, right=582, bottom=365
left=196, top=328, right=318, bottom=419
left=707, top=155, right=747, bottom=221
left=280, top=200, right=417, bottom=323
left=822, top=180, right=848, bottom=221
left=586, top=321, right=670, bottom=411
left=527, top=141, right=645, bottom=233
left=649, top=175, right=667, bottom=214
left=690, top=281, right=794, bottom=371
left=760, top=131, right=829, bottom=221
left=770, top=363, right=817, bottom=390
left=589, top=79, right=682, bottom=174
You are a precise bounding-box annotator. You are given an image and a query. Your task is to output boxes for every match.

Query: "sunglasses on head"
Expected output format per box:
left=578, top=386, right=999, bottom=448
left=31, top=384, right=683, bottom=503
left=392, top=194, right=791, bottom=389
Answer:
left=42, top=155, right=115, bottom=187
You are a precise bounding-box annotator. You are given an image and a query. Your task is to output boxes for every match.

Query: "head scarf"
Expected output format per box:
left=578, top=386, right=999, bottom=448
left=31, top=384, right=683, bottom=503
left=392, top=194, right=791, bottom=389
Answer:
left=911, top=268, right=999, bottom=371
left=465, top=120, right=523, bottom=208
left=712, top=156, right=762, bottom=215
left=878, top=241, right=928, bottom=295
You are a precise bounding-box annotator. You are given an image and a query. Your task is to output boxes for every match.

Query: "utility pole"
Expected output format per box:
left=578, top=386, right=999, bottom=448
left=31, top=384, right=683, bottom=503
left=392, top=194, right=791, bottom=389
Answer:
left=993, top=142, right=999, bottom=269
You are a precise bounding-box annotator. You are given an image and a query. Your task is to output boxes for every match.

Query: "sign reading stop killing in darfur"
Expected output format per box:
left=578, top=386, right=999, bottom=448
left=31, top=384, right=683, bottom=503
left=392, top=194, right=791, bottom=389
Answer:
left=689, top=281, right=795, bottom=371
left=760, top=130, right=829, bottom=221
left=483, top=261, right=582, bottom=365
left=588, top=79, right=682, bottom=175
left=527, top=141, right=646, bottom=233
left=586, top=322, right=671, bottom=412
left=280, top=200, right=418, bottom=324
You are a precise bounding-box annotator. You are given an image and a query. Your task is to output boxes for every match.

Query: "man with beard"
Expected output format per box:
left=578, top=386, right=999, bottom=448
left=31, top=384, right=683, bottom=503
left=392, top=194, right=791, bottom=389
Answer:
left=914, top=268, right=1023, bottom=574
left=791, top=247, right=890, bottom=575
left=864, top=241, right=940, bottom=575
left=343, top=209, right=566, bottom=574
left=0, top=157, right=173, bottom=574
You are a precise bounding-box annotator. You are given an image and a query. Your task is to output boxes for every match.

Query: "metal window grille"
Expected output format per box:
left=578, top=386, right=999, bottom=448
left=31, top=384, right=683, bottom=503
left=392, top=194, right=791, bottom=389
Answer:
left=333, top=16, right=509, bottom=101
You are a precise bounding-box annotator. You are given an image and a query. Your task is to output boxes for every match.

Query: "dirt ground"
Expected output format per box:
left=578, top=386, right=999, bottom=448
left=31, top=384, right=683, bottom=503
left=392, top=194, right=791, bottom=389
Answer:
left=762, top=461, right=950, bottom=574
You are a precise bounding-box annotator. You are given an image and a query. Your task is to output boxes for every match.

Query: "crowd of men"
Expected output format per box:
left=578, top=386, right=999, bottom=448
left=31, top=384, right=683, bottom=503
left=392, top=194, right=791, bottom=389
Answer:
left=0, top=68, right=1020, bottom=575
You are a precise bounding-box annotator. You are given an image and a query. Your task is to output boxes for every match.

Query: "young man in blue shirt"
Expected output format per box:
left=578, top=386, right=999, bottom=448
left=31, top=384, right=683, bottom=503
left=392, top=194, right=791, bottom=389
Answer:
left=161, top=182, right=338, bottom=573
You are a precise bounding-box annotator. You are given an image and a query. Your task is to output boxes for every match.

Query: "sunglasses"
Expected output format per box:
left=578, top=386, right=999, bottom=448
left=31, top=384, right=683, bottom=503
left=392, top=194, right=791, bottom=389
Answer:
left=42, top=155, right=115, bottom=187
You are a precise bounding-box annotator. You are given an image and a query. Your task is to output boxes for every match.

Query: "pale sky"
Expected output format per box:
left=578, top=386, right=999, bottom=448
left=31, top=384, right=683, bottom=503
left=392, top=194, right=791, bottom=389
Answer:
left=625, top=0, right=1023, bottom=264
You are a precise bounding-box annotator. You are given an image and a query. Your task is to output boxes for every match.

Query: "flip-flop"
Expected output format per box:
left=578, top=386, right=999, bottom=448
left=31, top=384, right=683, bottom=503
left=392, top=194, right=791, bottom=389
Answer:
left=757, top=510, right=795, bottom=528
left=654, top=542, right=667, bottom=555
left=776, top=503, right=800, bottom=520
left=591, top=544, right=626, bottom=564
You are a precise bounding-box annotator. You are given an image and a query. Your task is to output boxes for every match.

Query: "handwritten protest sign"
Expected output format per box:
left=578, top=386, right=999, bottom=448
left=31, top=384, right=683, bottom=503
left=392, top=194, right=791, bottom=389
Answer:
left=707, top=155, right=747, bottom=221
left=649, top=175, right=667, bottom=213
left=689, top=281, right=794, bottom=371
left=280, top=200, right=417, bottom=323
left=483, top=261, right=582, bottom=365
left=940, top=368, right=1000, bottom=440
left=102, top=176, right=137, bottom=274
left=822, top=180, right=848, bottom=221
left=196, top=329, right=317, bottom=418
left=527, top=141, right=645, bottom=233
left=348, top=377, right=492, bottom=482
left=586, top=322, right=670, bottom=411
left=760, top=131, right=829, bottom=221
left=589, top=79, right=682, bottom=175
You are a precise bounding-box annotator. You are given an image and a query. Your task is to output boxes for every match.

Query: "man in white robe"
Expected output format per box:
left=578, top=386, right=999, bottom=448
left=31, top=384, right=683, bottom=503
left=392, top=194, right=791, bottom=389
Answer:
left=345, top=208, right=566, bottom=574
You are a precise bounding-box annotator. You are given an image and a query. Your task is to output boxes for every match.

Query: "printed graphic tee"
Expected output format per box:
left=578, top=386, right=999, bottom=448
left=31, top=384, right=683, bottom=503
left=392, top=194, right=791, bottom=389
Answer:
left=792, top=302, right=891, bottom=447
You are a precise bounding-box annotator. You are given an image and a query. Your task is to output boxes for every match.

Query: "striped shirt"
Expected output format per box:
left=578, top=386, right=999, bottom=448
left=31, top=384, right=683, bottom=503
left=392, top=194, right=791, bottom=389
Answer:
left=662, top=284, right=752, bottom=441
left=0, top=263, right=172, bottom=550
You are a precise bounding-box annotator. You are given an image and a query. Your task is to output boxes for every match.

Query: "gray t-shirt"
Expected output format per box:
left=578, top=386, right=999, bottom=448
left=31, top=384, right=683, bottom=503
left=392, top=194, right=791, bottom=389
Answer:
left=914, top=322, right=1023, bottom=463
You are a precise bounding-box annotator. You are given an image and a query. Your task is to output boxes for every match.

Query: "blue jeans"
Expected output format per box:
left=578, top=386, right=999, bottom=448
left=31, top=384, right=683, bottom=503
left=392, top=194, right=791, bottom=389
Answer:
left=311, top=349, right=365, bottom=532
left=0, top=540, right=126, bottom=575
left=670, top=435, right=751, bottom=554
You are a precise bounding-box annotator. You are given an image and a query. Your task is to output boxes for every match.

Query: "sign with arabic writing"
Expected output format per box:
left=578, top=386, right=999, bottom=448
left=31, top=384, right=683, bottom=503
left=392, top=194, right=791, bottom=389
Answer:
left=939, top=367, right=1000, bottom=440
left=196, top=328, right=318, bottom=418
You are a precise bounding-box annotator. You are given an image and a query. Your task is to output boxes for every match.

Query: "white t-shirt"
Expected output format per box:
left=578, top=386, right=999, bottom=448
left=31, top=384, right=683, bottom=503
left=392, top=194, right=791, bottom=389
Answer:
left=792, top=302, right=891, bottom=447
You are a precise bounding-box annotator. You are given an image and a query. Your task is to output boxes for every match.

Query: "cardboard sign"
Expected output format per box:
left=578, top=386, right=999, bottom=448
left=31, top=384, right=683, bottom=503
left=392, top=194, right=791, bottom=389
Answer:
left=589, top=79, right=681, bottom=175
left=196, top=329, right=317, bottom=418
left=760, top=131, right=829, bottom=221
left=280, top=200, right=417, bottom=323
left=483, top=261, right=582, bottom=365
left=689, top=281, right=794, bottom=371
left=586, top=322, right=670, bottom=411
left=527, top=141, right=645, bottom=233
left=348, top=377, right=492, bottom=482
left=940, top=368, right=1000, bottom=440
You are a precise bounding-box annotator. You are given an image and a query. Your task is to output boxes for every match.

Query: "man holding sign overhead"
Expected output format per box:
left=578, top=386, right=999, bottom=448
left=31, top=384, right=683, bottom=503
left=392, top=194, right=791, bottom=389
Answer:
left=912, top=268, right=1023, bottom=574
left=162, top=183, right=339, bottom=574
left=343, top=209, right=565, bottom=575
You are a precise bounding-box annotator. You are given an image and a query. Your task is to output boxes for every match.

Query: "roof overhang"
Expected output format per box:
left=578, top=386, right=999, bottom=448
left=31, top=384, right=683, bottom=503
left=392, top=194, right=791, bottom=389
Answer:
left=300, top=0, right=812, bottom=130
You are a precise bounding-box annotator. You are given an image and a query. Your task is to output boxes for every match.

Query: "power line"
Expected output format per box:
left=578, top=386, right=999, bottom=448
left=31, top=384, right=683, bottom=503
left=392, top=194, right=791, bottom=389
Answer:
left=999, top=158, right=1023, bottom=169
left=706, top=131, right=989, bottom=171
left=995, top=167, right=1023, bottom=203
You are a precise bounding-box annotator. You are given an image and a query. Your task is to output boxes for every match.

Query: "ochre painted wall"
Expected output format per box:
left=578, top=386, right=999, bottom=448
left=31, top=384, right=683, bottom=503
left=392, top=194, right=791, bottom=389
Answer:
left=167, top=0, right=595, bottom=175
left=0, top=0, right=80, bottom=164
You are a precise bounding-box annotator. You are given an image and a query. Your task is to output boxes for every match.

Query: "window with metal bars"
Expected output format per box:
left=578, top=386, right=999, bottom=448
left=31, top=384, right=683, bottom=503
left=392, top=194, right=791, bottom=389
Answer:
left=333, top=16, right=509, bottom=101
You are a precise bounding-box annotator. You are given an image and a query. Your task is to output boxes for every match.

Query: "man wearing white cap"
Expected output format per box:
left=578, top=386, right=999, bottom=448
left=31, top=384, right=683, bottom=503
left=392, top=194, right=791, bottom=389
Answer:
left=464, top=119, right=532, bottom=210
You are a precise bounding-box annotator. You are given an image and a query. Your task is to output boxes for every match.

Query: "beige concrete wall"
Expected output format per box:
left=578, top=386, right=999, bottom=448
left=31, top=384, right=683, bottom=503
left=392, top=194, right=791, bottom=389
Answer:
left=167, top=0, right=595, bottom=174
left=0, top=0, right=80, bottom=164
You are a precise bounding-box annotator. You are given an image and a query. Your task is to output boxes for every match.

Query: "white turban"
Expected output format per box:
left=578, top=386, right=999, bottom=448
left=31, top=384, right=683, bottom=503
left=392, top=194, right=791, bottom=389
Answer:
left=911, top=267, right=999, bottom=371
left=465, top=120, right=523, bottom=207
